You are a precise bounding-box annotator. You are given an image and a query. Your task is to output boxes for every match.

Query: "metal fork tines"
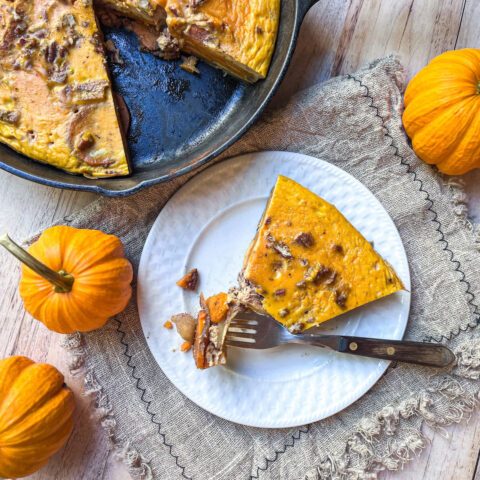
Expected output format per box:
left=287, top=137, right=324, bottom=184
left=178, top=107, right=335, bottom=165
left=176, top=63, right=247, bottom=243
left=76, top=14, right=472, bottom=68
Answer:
left=225, top=319, right=258, bottom=347
left=225, top=315, right=294, bottom=349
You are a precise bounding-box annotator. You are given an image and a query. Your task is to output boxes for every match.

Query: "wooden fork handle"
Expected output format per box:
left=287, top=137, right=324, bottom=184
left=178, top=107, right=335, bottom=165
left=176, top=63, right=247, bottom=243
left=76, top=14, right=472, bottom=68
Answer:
left=336, top=336, right=455, bottom=367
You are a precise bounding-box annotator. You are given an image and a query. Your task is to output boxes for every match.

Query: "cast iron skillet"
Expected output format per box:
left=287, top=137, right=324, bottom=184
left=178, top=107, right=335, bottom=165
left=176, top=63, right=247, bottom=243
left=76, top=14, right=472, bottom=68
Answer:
left=0, top=0, right=318, bottom=196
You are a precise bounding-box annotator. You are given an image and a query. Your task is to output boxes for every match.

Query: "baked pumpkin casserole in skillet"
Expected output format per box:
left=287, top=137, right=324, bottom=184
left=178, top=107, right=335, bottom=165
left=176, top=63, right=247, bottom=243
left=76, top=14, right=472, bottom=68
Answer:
left=172, top=176, right=404, bottom=369
left=0, top=0, right=130, bottom=177
left=0, top=0, right=280, bottom=177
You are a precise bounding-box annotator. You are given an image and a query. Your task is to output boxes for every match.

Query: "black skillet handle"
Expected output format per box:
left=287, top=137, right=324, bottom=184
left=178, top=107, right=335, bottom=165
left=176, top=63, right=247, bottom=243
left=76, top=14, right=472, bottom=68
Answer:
left=337, top=336, right=456, bottom=368
left=298, top=0, right=320, bottom=19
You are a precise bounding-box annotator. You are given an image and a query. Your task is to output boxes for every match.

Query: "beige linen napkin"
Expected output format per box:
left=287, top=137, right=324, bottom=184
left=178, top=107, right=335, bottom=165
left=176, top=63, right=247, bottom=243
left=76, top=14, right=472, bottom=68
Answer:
left=46, top=56, right=480, bottom=480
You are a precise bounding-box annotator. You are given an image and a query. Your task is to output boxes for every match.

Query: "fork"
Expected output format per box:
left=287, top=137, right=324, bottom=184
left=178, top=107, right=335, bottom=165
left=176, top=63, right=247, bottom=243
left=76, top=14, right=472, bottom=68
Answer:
left=225, top=313, right=455, bottom=367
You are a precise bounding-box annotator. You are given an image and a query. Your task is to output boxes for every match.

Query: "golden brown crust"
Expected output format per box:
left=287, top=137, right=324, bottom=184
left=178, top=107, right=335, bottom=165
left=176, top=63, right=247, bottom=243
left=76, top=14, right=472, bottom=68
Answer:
left=0, top=0, right=130, bottom=177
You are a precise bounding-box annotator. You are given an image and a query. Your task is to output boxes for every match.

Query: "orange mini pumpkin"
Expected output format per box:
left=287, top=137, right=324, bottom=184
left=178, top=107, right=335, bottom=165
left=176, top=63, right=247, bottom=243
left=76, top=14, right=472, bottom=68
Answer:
left=0, top=356, right=74, bottom=478
left=403, top=48, right=480, bottom=175
left=0, top=226, right=133, bottom=334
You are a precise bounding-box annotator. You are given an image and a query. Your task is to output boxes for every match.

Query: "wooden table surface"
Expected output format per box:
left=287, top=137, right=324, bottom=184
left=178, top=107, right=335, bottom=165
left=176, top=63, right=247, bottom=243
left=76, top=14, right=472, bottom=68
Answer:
left=1, top=1, right=480, bottom=479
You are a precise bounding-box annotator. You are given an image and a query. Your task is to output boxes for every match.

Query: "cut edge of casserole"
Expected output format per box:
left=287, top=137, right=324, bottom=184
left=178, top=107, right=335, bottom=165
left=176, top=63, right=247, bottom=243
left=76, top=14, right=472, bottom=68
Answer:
left=165, top=0, right=280, bottom=83
left=95, top=0, right=167, bottom=27
left=96, top=0, right=281, bottom=83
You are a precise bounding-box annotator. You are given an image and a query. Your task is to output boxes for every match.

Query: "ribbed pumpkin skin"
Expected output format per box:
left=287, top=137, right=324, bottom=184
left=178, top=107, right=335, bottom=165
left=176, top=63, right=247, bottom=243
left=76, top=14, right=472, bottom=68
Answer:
left=19, top=226, right=133, bottom=334
left=0, top=356, right=74, bottom=478
left=403, top=48, right=480, bottom=175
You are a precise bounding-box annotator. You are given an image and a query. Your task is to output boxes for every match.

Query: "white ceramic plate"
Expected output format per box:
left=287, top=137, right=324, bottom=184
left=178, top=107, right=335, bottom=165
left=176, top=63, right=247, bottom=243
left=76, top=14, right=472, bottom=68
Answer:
left=137, top=152, right=411, bottom=428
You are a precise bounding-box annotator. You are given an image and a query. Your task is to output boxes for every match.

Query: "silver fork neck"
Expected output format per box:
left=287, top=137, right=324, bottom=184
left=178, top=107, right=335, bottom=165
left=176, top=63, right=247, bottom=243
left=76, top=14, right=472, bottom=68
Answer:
left=288, top=334, right=340, bottom=351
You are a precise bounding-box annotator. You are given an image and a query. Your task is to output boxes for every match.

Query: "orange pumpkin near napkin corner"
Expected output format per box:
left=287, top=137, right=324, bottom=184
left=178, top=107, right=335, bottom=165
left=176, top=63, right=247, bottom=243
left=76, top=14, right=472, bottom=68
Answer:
left=0, top=226, right=133, bottom=334
left=0, top=356, right=74, bottom=479
left=403, top=48, right=480, bottom=175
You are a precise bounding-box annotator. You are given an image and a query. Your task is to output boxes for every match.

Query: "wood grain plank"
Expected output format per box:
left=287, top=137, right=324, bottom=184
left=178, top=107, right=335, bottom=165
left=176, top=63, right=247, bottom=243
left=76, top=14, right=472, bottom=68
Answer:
left=332, top=0, right=466, bottom=83
left=456, top=2, right=480, bottom=477
left=441, top=0, right=480, bottom=220
left=270, top=0, right=350, bottom=108
left=0, top=170, right=95, bottom=237
left=455, top=0, right=478, bottom=49
left=474, top=452, right=480, bottom=480
left=382, top=415, right=480, bottom=480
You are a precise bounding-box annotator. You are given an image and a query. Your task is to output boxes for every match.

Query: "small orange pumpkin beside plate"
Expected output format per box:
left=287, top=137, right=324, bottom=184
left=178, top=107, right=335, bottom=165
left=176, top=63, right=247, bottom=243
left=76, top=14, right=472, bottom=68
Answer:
left=0, top=226, right=133, bottom=334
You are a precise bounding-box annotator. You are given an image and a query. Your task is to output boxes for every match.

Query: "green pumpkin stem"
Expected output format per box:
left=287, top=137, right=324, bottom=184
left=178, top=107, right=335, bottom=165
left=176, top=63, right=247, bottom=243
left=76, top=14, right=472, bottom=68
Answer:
left=0, top=233, right=74, bottom=293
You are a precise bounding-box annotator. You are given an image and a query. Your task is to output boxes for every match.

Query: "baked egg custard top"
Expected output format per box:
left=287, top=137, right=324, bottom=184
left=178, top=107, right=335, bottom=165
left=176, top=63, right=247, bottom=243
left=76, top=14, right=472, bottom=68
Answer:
left=0, top=0, right=129, bottom=177
left=243, top=176, right=404, bottom=332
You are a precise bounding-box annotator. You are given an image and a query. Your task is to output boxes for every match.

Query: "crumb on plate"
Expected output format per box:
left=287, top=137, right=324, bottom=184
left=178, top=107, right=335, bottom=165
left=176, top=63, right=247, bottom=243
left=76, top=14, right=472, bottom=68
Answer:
left=176, top=268, right=199, bottom=290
